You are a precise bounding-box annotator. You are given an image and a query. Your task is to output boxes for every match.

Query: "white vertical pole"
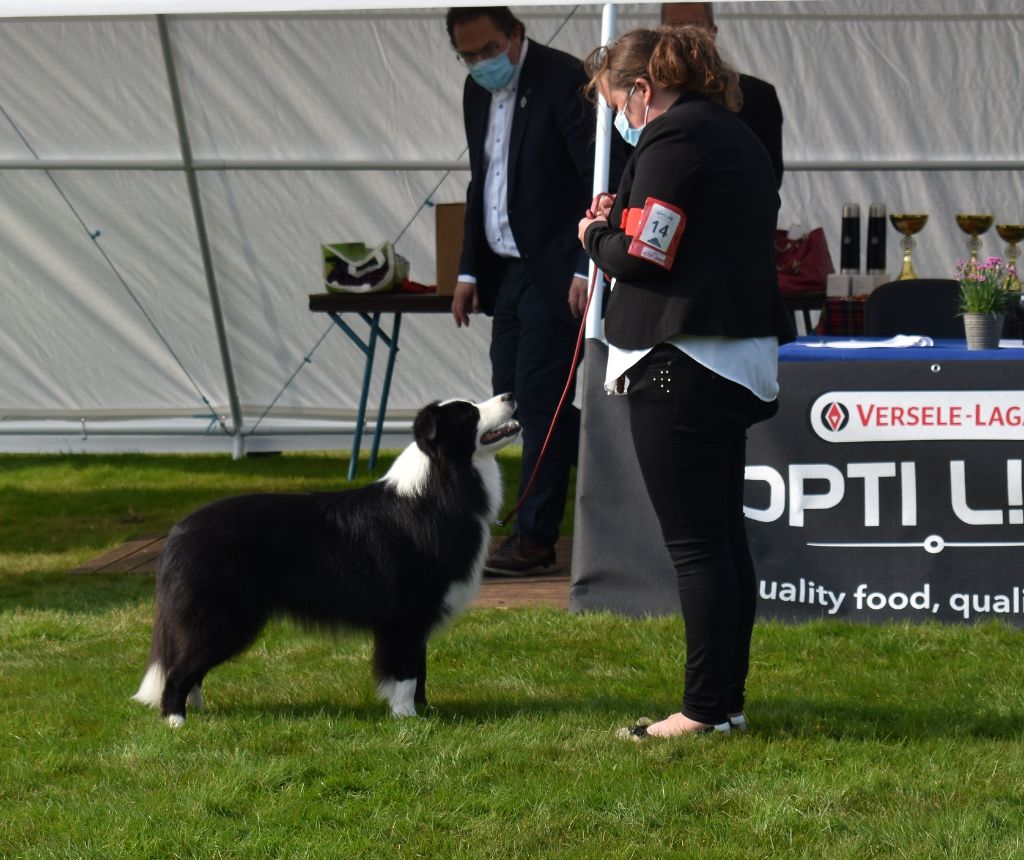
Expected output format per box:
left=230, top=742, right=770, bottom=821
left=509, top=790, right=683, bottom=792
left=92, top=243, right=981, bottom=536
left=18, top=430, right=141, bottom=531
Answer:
left=585, top=3, right=617, bottom=340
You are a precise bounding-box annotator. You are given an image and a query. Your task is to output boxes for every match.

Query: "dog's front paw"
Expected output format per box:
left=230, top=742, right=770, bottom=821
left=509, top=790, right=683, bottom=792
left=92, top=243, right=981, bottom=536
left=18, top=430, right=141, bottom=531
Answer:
left=390, top=703, right=419, bottom=719
left=378, top=677, right=418, bottom=718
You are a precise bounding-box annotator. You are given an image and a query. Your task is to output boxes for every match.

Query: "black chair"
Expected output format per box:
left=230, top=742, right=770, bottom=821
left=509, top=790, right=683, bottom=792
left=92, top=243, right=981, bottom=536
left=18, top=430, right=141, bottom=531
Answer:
left=863, top=279, right=962, bottom=338
left=782, top=291, right=825, bottom=335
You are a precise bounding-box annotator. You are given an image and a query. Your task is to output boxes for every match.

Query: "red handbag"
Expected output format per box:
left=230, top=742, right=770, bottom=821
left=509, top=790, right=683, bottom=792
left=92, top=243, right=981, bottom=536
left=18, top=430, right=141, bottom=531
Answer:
left=775, top=227, right=834, bottom=295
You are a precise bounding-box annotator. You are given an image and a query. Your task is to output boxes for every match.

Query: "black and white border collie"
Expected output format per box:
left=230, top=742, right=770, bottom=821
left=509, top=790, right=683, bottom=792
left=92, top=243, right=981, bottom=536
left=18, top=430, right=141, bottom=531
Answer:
left=133, top=395, right=520, bottom=726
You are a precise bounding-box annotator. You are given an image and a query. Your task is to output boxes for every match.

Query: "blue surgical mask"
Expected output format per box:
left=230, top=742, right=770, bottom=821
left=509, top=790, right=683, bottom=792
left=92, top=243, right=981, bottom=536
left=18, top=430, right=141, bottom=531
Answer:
left=613, top=85, right=648, bottom=147
left=468, top=50, right=516, bottom=92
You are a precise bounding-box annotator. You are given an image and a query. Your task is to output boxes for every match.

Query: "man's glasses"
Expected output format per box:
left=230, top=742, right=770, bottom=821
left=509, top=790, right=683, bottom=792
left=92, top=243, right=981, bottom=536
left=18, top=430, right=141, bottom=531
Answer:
left=455, top=39, right=509, bottom=65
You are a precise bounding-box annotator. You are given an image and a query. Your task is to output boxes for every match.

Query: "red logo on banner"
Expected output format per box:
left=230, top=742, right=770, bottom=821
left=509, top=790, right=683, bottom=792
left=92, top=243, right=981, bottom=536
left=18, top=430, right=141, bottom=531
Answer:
left=822, top=402, right=850, bottom=432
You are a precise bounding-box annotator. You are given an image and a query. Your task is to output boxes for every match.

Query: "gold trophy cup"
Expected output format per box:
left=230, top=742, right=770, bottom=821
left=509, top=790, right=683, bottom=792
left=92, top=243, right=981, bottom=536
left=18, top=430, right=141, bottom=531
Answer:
left=996, top=223, right=1024, bottom=292
left=955, top=213, right=995, bottom=269
left=889, top=213, right=928, bottom=280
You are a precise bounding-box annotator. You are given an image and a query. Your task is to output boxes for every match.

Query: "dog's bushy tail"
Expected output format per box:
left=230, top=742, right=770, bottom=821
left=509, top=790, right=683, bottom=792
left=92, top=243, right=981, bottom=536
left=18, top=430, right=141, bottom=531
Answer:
left=132, top=603, right=172, bottom=709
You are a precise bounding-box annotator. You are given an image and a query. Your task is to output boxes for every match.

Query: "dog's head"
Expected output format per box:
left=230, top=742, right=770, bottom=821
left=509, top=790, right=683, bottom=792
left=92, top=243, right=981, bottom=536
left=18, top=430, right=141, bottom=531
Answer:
left=413, top=394, right=521, bottom=461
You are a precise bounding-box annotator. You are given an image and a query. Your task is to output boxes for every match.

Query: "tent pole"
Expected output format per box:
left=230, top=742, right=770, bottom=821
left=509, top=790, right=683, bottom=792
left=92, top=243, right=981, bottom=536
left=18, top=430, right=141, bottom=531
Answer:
left=157, top=14, right=246, bottom=459
left=586, top=2, right=617, bottom=340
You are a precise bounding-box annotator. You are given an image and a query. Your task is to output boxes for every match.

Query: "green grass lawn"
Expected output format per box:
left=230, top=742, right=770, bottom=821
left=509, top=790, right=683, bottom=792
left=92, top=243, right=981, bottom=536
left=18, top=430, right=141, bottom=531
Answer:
left=2, top=452, right=1023, bottom=859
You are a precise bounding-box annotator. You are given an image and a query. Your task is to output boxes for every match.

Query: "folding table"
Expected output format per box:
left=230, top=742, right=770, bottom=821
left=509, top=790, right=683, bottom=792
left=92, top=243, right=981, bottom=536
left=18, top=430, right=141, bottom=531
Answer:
left=308, top=292, right=452, bottom=480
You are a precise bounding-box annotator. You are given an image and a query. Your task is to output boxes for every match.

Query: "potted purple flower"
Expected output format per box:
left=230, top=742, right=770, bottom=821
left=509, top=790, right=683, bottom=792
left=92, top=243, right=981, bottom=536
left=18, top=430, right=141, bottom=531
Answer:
left=956, top=256, right=1014, bottom=349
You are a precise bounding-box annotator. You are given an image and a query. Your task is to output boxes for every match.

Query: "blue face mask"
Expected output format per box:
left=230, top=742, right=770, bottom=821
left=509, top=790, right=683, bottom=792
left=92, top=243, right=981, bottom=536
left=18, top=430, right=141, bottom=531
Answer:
left=468, top=50, right=516, bottom=92
left=613, top=85, right=648, bottom=147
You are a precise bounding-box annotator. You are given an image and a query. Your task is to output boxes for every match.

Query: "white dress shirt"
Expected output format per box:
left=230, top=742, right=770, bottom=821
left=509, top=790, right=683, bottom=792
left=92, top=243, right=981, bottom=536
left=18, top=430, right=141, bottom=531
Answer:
left=459, top=39, right=529, bottom=284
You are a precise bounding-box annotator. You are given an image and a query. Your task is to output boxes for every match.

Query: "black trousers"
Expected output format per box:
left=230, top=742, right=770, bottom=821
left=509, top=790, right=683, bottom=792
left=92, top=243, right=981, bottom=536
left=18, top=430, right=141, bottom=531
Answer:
left=490, top=259, right=580, bottom=547
left=626, top=345, right=776, bottom=725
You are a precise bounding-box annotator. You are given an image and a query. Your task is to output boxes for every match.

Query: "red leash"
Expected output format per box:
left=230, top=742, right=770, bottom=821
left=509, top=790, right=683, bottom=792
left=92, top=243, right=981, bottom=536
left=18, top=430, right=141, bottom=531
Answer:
left=497, top=193, right=613, bottom=526
left=496, top=263, right=602, bottom=526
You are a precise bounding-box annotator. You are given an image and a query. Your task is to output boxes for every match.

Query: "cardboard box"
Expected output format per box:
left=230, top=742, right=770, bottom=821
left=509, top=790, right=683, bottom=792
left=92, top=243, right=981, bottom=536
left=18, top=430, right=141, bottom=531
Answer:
left=851, top=273, right=890, bottom=297
left=434, top=202, right=465, bottom=297
left=826, top=273, right=852, bottom=298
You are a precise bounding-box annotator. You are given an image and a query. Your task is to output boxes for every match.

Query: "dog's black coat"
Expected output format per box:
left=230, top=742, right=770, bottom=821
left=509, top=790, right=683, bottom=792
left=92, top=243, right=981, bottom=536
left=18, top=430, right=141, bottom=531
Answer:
left=134, top=396, right=518, bottom=723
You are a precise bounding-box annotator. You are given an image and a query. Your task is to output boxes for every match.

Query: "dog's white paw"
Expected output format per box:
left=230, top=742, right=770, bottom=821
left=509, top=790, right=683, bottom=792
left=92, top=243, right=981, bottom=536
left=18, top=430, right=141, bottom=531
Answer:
left=379, top=677, right=418, bottom=718
left=166, top=714, right=185, bottom=728
left=391, top=702, right=419, bottom=719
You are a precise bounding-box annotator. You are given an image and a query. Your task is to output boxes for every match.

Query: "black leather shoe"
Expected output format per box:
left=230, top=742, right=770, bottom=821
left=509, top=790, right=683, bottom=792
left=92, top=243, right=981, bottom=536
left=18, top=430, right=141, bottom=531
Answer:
left=484, top=534, right=557, bottom=576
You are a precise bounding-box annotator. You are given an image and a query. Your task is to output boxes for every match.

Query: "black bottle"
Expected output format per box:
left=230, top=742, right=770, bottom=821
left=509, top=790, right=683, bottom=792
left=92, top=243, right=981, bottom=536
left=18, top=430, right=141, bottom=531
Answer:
left=866, top=203, right=887, bottom=274
left=840, top=203, right=860, bottom=274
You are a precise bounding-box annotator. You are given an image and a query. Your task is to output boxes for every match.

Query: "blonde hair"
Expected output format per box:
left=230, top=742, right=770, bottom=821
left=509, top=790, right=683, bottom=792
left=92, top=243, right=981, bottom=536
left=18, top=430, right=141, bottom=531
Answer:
left=584, top=26, right=740, bottom=111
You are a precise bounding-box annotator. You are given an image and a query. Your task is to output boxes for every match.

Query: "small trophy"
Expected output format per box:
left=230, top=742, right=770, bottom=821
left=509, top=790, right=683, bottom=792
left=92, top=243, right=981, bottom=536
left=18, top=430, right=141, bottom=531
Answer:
left=955, top=213, right=995, bottom=269
left=889, top=213, right=928, bottom=280
left=996, top=223, right=1024, bottom=292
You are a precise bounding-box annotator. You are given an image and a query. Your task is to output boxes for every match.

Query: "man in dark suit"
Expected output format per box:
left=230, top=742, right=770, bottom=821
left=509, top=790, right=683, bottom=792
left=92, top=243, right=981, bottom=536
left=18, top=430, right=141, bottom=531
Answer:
left=661, top=2, right=784, bottom=188
left=445, top=7, right=625, bottom=574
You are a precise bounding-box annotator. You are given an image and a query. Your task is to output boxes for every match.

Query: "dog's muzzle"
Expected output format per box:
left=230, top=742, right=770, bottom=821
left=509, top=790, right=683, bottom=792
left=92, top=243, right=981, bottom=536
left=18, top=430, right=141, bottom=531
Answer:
left=481, top=420, right=521, bottom=445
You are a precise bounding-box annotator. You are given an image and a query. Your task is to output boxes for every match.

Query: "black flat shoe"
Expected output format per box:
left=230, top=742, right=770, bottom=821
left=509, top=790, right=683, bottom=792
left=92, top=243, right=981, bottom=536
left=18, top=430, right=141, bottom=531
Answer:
left=616, top=716, right=731, bottom=741
left=728, top=713, right=749, bottom=732
left=615, top=717, right=654, bottom=741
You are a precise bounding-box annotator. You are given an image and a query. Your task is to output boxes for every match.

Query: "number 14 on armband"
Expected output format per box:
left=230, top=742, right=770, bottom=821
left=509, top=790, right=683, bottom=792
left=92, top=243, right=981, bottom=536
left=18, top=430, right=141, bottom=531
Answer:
left=627, top=197, right=687, bottom=270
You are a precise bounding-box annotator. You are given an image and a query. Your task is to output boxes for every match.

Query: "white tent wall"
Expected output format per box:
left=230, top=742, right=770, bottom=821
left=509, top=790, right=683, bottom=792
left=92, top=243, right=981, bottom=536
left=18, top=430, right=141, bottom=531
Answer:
left=0, top=170, right=217, bottom=411
left=0, top=1, right=1021, bottom=454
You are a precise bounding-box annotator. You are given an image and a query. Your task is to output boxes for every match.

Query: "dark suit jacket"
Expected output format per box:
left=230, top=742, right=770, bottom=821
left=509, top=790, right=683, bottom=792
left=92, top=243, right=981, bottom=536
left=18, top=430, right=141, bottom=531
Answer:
left=737, top=73, right=784, bottom=189
left=459, top=40, right=626, bottom=325
left=583, top=92, right=794, bottom=349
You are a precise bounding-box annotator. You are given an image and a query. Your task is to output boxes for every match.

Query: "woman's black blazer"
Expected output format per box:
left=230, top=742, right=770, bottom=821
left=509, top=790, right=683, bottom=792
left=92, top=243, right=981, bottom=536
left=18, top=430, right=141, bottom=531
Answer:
left=584, top=92, right=795, bottom=349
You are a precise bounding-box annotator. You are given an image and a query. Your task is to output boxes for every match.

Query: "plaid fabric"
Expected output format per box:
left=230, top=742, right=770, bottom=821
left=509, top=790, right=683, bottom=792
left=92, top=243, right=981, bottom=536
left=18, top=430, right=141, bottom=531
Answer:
left=816, top=296, right=866, bottom=336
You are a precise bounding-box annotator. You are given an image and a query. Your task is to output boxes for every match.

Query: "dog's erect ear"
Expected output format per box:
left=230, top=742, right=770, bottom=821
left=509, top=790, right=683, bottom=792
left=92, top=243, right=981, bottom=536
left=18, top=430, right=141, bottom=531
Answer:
left=413, top=402, right=441, bottom=454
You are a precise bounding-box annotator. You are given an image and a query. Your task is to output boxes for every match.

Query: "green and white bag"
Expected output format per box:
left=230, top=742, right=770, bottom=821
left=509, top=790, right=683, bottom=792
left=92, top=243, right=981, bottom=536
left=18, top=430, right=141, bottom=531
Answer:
left=322, top=241, right=409, bottom=294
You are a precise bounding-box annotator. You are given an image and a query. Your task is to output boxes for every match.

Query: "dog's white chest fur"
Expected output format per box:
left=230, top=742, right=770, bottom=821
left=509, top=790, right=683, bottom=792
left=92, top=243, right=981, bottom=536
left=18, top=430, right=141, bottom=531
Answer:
left=382, top=442, right=503, bottom=631
left=442, top=457, right=501, bottom=627
left=473, top=456, right=504, bottom=522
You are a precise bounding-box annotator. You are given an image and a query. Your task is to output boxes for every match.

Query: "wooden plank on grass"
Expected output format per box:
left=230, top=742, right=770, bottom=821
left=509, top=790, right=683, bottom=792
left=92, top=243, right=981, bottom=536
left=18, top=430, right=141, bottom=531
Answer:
left=71, top=534, right=164, bottom=574
left=109, top=537, right=166, bottom=574
left=473, top=535, right=573, bottom=609
left=474, top=575, right=570, bottom=609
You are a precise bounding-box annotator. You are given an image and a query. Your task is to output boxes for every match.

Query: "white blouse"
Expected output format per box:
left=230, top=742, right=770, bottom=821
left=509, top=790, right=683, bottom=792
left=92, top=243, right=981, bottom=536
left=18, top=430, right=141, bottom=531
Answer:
left=603, top=333, right=779, bottom=401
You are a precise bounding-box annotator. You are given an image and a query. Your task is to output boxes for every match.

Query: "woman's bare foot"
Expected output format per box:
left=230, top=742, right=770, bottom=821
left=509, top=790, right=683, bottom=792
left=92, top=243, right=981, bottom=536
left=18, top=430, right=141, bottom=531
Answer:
left=645, top=712, right=729, bottom=737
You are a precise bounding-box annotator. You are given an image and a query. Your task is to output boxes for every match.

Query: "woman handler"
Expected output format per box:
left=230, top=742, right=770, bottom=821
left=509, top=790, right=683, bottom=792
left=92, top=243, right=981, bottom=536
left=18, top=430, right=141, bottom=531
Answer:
left=577, top=26, right=794, bottom=739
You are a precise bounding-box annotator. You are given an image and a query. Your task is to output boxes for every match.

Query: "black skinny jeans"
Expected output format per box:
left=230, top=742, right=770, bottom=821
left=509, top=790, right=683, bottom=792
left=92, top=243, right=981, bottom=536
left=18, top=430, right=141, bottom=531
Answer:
left=626, top=344, right=776, bottom=725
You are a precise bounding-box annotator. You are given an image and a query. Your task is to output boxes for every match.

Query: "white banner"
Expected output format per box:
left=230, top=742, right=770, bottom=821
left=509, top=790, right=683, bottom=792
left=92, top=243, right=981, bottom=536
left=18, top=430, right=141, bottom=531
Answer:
left=810, top=390, right=1024, bottom=442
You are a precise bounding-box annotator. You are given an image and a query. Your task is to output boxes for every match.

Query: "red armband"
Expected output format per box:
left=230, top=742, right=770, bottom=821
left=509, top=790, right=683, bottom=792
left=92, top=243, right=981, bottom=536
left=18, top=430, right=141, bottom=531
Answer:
left=625, top=197, right=686, bottom=270
left=620, top=207, right=644, bottom=237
